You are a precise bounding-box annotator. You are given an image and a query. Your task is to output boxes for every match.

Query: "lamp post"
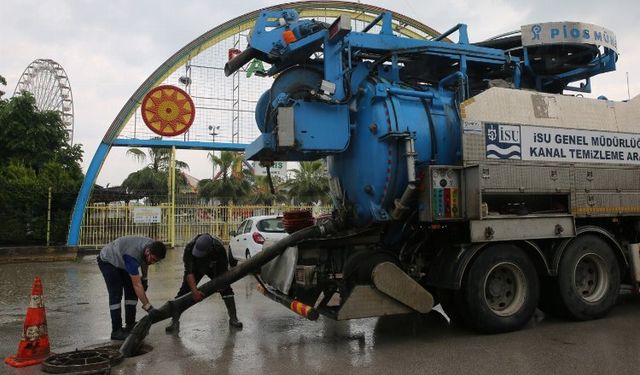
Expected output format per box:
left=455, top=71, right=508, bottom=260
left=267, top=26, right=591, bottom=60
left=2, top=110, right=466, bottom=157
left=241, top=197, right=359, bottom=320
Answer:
left=208, top=125, right=220, bottom=144
left=208, top=125, right=220, bottom=179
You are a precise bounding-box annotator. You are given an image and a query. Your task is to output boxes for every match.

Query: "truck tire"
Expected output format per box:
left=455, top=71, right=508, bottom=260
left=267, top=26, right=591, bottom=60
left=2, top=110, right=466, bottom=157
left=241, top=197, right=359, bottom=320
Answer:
left=462, top=244, right=539, bottom=333
left=555, top=234, right=620, bottom=320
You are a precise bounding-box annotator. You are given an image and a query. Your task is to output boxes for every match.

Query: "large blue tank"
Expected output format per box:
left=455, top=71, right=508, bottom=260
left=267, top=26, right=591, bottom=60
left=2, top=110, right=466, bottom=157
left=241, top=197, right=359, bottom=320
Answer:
left=252, top=62, right=462, bottom=225
left=327, top=80, right=461, bottom=225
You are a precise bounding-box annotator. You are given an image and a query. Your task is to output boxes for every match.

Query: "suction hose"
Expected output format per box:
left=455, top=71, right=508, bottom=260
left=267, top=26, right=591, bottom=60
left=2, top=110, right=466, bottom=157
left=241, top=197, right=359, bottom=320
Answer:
left=120, top=220, right=338, bottom=357
left=224, top=48, right=257, bottom=77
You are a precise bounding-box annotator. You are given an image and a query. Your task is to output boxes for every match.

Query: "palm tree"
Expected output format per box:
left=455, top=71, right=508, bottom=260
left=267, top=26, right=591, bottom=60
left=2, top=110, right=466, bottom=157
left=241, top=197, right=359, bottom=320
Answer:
left=122, top=139, right=189, bottom=204
left=122, top=168, right=168, bottom=204
left=249, top=175, right=287, bottom=205
left=286, top=160, right=330, bottom=205
left=198, top=151, right=252, bottom=204
left=125, top=139, right=189, bottom=173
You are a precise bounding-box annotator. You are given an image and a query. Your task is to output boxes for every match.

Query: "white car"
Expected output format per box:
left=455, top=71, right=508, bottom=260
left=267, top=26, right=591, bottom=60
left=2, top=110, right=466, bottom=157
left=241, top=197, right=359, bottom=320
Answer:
left=229, top=215, right=288, bottom=261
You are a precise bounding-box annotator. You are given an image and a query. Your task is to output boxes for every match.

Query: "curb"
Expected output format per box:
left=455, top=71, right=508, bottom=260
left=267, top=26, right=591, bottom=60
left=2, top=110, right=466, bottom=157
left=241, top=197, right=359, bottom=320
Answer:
left=0, top=246, right=99, bottom=264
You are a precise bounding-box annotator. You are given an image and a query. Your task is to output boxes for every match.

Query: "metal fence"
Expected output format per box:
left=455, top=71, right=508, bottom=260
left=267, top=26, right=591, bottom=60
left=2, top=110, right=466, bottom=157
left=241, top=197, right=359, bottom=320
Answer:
left=79, top=204, right=332, bottom=247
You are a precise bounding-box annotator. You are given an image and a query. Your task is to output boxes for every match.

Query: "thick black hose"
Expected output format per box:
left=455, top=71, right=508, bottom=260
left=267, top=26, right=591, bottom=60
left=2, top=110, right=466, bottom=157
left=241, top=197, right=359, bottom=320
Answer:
left=120, top=222, right=336, bottom=357
left=224, top=48, right=257, bottom=77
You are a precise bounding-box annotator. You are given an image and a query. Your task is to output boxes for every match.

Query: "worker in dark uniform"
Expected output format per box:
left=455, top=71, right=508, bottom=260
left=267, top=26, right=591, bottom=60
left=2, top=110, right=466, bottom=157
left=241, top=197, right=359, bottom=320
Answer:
left=97, top=236, right=167, bottom=340
left=165, top=233, right=242, bottom=333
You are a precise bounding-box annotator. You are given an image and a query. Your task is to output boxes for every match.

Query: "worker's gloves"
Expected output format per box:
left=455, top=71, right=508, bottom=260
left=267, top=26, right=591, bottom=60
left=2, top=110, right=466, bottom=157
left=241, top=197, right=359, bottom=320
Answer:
left=143, top=303, right=160, bottom=321
left=147, top=308, right=161, bottom=321
left=141, top=278, right=148, bottom=291
left=192, top=290, right=205, bottom=302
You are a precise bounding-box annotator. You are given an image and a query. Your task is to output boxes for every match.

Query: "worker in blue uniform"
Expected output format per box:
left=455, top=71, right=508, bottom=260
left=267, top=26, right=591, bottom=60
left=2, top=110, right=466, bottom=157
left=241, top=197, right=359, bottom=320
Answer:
left=165, top=233, right=243, bottom=333
left=97, top=236, right=167, bottom=340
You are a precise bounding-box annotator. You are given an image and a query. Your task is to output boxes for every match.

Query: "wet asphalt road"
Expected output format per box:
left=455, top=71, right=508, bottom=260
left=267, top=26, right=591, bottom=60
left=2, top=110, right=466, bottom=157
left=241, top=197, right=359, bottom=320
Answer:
left=1, top=248, right=640, bottom=375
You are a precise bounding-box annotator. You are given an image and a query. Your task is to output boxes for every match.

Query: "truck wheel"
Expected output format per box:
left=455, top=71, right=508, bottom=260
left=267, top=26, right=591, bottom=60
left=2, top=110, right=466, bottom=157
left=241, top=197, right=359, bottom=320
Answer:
left=462, top=244, right=539, bottom=333
left=556, top=234, right=620, bottom=320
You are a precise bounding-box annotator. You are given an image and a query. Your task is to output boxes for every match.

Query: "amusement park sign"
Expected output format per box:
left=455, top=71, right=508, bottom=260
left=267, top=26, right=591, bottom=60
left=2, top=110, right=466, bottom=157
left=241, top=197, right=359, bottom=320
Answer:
left=521, top=22, right=617, bottom=52
left=132, top=207, right=162, bottom=224
left=252, top=161, right=287, bottom=178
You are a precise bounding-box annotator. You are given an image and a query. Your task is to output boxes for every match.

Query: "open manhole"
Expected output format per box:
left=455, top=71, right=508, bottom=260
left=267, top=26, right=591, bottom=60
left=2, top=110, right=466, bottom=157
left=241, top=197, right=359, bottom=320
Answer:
left=100, top=344, right=153, bottom=358
left=41, top=344, right=153, bottom=374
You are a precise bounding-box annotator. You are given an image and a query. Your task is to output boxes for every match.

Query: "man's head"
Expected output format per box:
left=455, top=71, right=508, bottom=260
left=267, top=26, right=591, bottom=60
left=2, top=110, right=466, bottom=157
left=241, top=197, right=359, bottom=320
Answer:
left=145, top=241, right=167, bottom=264
left=192, top=234, right=214, bottom=258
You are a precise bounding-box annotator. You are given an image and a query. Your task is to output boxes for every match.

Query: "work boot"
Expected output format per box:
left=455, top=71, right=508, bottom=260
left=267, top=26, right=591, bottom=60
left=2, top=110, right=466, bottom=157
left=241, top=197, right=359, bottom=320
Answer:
left=223, top=296, right=243, bottom=329
left=110, top=328, right=129, bottom=341
left=165, top=318, right=180, bottom=334
left=165, top=301, right=181, bottom=334
left=124, top=321, right=137, bottom=334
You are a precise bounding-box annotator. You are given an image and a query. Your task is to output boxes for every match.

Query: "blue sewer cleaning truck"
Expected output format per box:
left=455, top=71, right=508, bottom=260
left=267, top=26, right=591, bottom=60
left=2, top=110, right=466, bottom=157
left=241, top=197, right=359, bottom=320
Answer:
left=221, top=9, right=640, bottom=334
left=132, top=11, right=638, bottom=342
left=120, top=10, right=640, bottom=356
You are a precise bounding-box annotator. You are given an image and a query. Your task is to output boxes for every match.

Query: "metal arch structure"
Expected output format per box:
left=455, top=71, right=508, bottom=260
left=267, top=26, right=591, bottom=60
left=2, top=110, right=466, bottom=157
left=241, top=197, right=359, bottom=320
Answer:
left=14, top=59, right=75, bottom=144
left=68, top=1, right=445, bottom=245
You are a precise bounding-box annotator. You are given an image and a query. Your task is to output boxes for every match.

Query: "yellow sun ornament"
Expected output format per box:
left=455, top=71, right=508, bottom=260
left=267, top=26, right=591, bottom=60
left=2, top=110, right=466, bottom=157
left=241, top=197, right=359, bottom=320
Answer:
left=141, top=85, right=195, bottom=136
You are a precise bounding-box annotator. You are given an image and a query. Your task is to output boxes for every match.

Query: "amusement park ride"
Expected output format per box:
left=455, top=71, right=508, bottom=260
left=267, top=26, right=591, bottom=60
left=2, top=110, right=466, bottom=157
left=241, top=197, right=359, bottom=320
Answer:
left=14, top=59, right=75, bottom=143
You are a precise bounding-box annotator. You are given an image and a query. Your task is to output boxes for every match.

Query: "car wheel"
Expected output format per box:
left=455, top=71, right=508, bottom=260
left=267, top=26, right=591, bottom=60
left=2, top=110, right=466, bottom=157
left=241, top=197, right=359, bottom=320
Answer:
left=227, top=247, right=238, bottom=268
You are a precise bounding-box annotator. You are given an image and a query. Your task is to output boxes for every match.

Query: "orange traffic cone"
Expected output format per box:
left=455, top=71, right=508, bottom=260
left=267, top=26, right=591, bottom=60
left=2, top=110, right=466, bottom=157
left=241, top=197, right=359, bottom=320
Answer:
left=4, top=276, right=51, bottom=368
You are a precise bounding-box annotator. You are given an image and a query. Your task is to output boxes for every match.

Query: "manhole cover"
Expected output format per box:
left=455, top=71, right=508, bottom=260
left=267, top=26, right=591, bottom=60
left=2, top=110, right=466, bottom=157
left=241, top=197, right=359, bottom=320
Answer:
left=41, top=348, right=123, bottom=374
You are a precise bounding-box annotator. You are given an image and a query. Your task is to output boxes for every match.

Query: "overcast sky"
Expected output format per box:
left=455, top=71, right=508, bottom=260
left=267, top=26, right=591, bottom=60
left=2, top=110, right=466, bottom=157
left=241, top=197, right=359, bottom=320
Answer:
left=1, top=0, right=638, bottom=186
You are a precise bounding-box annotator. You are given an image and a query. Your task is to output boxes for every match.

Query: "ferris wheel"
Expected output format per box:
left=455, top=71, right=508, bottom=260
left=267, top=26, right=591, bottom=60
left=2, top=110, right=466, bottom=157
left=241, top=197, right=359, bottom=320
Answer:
left=14, top=59, right=75, bottom=143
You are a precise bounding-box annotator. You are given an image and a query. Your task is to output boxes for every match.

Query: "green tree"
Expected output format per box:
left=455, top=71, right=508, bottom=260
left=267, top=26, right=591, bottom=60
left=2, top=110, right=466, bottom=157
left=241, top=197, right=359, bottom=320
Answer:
left=285, top=160, right=330, bottom=205
left=125, top=139, right=190, bottom=173
left=198, top=151, right=252, bottom=204
left=0, top=93, right=83, bottom=173
left=0, top=74, right=6, bottom=98
left=249, top=175, right=287, bottom=205
left=0, top=92, right=84, bottom=245
left=122, top=140, right=189, bottom=204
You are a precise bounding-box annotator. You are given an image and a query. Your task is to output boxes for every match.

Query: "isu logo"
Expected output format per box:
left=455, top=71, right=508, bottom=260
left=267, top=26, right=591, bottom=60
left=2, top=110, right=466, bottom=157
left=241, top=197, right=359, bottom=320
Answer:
left=485, top=123, right=522, bottom=160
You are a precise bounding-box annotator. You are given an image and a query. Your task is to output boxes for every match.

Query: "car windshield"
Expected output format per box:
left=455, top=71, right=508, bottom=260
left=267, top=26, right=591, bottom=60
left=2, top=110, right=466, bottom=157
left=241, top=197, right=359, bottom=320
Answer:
left=257, top=218, right=285, bottom=233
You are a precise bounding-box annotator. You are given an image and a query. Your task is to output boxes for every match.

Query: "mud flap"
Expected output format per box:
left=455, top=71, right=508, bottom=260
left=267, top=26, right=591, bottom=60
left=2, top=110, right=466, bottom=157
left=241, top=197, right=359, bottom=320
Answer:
left=371, top=262, right=434, bottom=313
left=337, top=285, right=413, bottom=320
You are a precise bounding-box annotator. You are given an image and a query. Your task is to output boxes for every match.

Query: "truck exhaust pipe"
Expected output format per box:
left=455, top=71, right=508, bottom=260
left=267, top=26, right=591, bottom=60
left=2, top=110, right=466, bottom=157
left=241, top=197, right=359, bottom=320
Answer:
left=120, top=220, right=337, bottom=357
left=256, top=282, right=319, bottom=321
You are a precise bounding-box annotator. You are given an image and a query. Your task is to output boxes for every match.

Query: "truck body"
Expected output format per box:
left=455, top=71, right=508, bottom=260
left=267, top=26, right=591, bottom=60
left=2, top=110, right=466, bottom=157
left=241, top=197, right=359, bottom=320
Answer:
left=226, top=10, right=640, bottom=333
